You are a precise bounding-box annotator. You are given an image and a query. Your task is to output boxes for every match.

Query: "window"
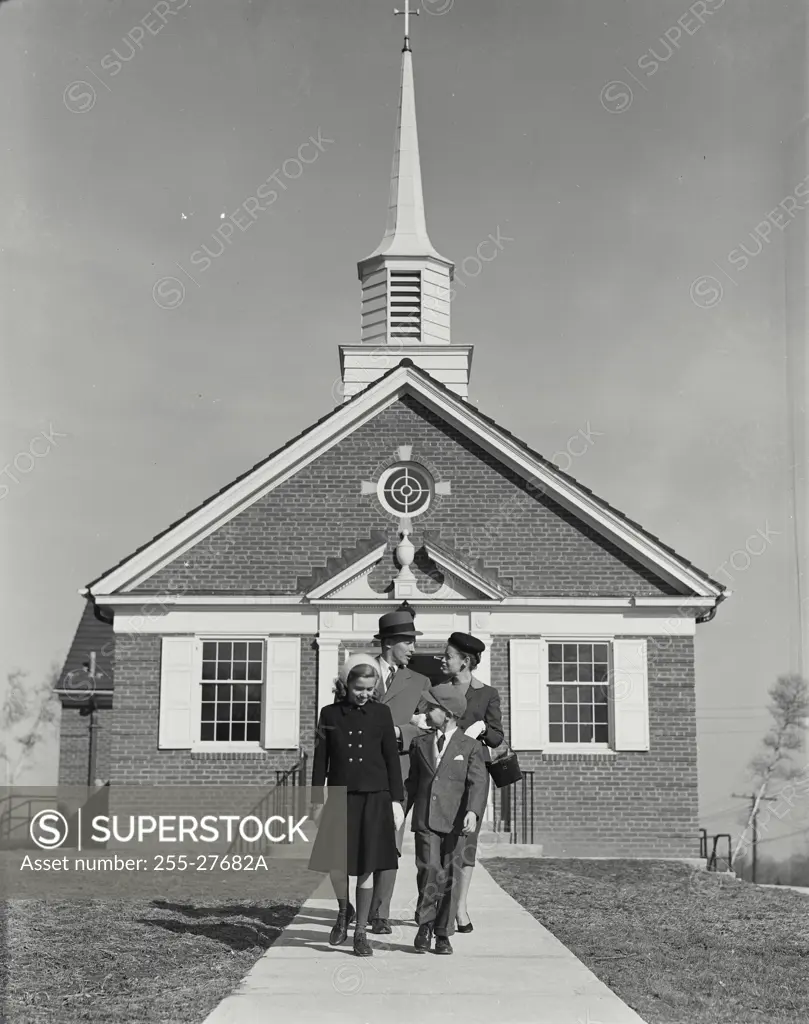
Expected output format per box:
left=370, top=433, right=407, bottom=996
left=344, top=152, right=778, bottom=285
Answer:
left=377, top=462, right=433, bottom=517
left=547, top=642, right=610, bottom=745
left=200, top=640, right=264, bottom=743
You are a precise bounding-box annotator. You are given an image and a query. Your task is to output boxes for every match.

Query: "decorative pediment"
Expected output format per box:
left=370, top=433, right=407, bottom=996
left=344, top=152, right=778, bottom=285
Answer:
left=305, top=535, right=508, bottom=602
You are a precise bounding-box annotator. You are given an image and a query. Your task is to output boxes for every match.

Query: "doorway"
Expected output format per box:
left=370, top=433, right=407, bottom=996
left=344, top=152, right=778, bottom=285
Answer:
left=408, top=650, right=446, bottom=684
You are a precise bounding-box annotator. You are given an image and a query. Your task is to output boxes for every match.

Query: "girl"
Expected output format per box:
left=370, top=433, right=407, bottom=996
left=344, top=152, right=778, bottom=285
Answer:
left=308, top=653, right=405, bottom=957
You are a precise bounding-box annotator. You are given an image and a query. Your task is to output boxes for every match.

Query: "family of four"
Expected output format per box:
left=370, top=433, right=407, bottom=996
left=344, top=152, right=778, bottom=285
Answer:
left=308, top=610, right=504, bottom=957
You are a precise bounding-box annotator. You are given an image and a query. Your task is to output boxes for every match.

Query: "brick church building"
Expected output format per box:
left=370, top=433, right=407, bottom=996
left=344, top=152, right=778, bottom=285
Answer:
left=56, top=27, right=727, bottom=858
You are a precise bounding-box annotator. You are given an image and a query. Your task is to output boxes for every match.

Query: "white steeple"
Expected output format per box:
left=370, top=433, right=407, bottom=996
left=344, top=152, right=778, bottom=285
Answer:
left=339, top=6, right=473, bottom=402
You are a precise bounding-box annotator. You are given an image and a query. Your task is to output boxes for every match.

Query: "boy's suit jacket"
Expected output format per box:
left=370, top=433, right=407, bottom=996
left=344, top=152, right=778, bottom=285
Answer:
left=374, top=658, right=432, bottom=781
left=405, top=729, right=488, bottom=835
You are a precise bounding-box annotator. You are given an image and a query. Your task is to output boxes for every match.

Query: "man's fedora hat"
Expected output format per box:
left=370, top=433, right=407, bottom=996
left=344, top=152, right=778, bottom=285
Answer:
left=374, top=610, right=423, bottom=640
left=447, top=631, right=486, bottom=656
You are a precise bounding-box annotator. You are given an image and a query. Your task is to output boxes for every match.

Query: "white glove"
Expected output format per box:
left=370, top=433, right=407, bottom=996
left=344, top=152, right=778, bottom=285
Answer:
left=392, top=802, right=405, bottom=832
left=410, top=713, right=429, bottom=730
left=464, top=720, right=486, bottom=740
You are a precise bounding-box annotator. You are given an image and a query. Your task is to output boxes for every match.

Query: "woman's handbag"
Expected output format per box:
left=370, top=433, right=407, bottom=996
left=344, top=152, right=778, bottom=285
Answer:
left=486, top=739, right=523, bottom=789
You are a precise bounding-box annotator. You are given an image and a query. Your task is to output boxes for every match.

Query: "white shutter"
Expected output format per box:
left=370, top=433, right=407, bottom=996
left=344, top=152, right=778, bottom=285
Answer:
left=509, top=639, right=546, bottom=750
left=158, top=636, right=196, bottom=749
left=612, top=639, right=649, bottom=751
left=263, top=638, right=301, bottom=749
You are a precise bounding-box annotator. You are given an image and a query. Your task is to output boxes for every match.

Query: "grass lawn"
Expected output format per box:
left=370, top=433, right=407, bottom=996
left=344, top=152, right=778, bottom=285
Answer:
left=2, top=866, right=320, bottom=1024
left=486, top=858, right=809, bottom=1024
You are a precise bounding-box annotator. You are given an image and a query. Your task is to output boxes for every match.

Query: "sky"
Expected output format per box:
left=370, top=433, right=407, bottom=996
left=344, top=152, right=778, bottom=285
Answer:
left=1, top=0, right=807, bottom=853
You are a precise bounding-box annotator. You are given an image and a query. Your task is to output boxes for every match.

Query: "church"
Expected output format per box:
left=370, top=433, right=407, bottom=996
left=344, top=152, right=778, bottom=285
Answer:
left=56, top=16, right=728, bottom=859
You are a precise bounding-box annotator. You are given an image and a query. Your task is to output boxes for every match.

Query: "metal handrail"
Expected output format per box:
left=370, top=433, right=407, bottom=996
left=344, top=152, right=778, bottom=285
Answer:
left=707, top=832, right=732, bottom=872
left=227, top=751, right=308, bottom=856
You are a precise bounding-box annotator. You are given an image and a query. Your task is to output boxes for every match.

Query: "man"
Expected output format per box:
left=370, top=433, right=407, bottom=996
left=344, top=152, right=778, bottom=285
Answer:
left=368, top=608, right=431, bottom=934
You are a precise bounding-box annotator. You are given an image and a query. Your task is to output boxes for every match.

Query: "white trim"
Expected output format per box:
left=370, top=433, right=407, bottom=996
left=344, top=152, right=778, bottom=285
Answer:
left=539, top=747, right=616, bottom=756
left=96, top=594, right=720, bottom=610
left=86, top=367, right=723, bottom=599
left=98, top=595, right=305, bottom=606
left=111, top=607, right=699, bottom=639
left=422, top=543, right=508, bottom=600
left=306, top=544, right=388, bottom=599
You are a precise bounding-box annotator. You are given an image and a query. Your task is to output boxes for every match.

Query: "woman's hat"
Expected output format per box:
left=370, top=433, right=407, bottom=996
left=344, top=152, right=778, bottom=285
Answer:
left=374, top=610, right=423, bottom=641
left=447, top=631, right=486, bottom=656
left=422, top=683, right=467, bottom=719
left=338, top=653, right=380, bottom=684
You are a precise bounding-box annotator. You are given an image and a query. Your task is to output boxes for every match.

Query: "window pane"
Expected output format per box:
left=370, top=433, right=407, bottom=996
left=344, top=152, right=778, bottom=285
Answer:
left=563, top=645, right=578, bottom=663
left=202, top=661, right=216, bottom=680
left=232, top=661, right=247, bottom=681
left=217, top=662, right=231, bottom=681
left=216, top=722, right=230, bottom=742
left=594, top=664, right=609, bottom=683
left=231, top=723, right=246, bottom=742
left=580, top=705, right=593, bottom=723
left=548, top=685, right=563, bottom=703
left=247, top=684, right=262, bottom=703
left=580, top=724, right=593, bottom=743
left=200, top=723, right=214, bottom=741
left=218, top=642, right=232, bottom=660
left=549, top=663, right=563, bottom=682
left=248, top=642, right=263, bottom=660
left=549, top=724, right=563, bottom=743
left=595, top=724, right=609, bottom=743
left=232, top=703, right=246, bottom=721
left=247, top=662, right=262, bottom=681
left=548, top=644, right=562, bottom=662
left=247, top=703, right=261, bottom=722
left=201, top=684, right=215, bottom=703
left=201, top=703, right=215, bottom=721
left=594, top=685, right=609, bottom=704
left=232, top=684, right=246, bottom=702
left=202, top=642, right=216, bottom=660
left=564, top=724, right=577, bottom=743
left=594, top=704, right=608, bottom=723
left=579, top=663, right=593, bottom=682
left=579, top=644, right=592, bottom=661
left=563, top=686, right=578, bottom=703
left=233, top=642, right=247, bottom=659
left=246, top=722, right=261, bottom=742
left=594, top=644, right=609, bottom=661
left=564, top=705, right=578, bottom=723
left=549, top=704, right=562, bottom=722
left=563, top=664, right=578, bottom=682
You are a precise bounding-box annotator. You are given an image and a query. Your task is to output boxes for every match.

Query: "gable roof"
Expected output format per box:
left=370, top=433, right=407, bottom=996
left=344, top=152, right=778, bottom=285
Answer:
left=85, top=360, right=726, bottom=601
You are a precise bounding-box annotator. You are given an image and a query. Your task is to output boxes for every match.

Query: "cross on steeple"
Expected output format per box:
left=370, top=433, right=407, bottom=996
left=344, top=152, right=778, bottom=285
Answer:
left=394, top=1, right=419, bottom=52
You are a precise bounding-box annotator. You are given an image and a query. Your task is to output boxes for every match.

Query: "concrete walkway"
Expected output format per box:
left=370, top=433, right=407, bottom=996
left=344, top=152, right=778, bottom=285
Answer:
left=202, top=842, right=648, bottom=1024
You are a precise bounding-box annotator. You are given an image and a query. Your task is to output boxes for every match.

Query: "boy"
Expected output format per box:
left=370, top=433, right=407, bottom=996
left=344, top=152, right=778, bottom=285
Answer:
left=404, top=683, right=488, bottom=954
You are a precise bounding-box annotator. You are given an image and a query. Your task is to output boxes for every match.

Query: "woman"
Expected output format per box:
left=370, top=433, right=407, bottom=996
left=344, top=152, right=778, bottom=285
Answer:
left=419, top=631, right=503, bottom=932
left=309, top=653, right=405, bottom=957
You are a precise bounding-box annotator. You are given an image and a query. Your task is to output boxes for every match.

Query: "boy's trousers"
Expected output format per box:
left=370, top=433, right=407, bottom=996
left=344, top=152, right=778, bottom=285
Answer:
left=414, top=829, right=462, bottom=937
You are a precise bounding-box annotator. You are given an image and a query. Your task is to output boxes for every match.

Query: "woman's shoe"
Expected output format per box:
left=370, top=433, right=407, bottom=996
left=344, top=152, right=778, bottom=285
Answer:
left=353, top=930, right=373, bottom=957
left=455, top=920, right=473, bottom=933
left=328, top=903, right=355, bottom=946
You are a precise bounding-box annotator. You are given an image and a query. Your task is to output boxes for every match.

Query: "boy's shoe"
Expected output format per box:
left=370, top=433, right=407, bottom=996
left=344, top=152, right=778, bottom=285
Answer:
left=414, top=924, right=433, bottom=953
left=370, top=917, right=392, bottom=935
left=434, top=936, right=453, bottom=955
left=353, top=930, right=373, bottom=957
left=328, top=903, right=355, bottom=946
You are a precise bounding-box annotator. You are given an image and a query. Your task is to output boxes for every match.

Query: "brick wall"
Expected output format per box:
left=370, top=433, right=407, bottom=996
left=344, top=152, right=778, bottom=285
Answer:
left=106, top=634, right=316, bottom=785
left=493, top=635, right=700, bottom=858
left=57, top=705, right=113, bottom=785
left=134, top=396, right=676, bottom=598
